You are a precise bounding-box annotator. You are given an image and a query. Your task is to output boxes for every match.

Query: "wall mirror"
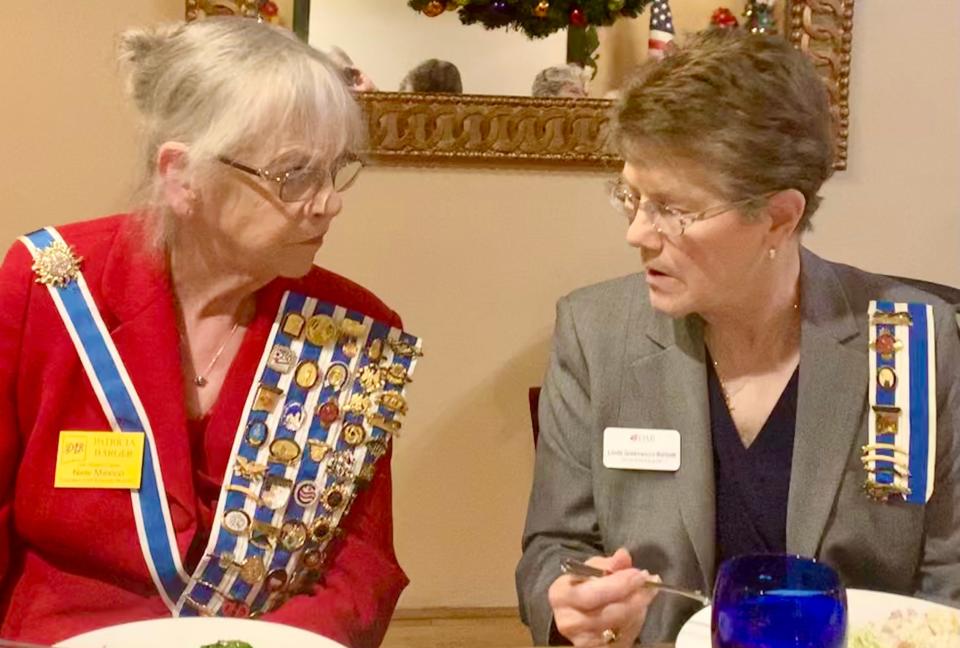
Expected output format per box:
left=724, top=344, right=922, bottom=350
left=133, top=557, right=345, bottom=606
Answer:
left=188, top=0, right=854, bottom=169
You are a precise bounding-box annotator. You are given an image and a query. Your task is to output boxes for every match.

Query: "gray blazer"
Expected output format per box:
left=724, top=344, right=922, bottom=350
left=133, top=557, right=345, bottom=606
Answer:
left=516, top=248, right=960, bottom=644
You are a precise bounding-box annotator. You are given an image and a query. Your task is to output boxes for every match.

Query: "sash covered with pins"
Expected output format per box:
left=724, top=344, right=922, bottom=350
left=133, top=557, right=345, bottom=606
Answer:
left=20, top=226, right=422, bottom=618
left=864, top=300, right=936, bottom=504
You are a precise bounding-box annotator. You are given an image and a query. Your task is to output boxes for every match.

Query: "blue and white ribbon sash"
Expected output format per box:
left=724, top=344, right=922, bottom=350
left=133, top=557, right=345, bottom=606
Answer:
left=865, top=300, right=937, bottom=504
left=20, top=227, right=189, bottom=611
left=21, top=226, right=421, bottom=617
left=178, top=293, right=420, bottom=617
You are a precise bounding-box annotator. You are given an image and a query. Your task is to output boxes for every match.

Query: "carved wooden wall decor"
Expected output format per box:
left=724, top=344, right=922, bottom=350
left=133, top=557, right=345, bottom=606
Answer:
left=789, top=0, right=855, bottom=170
left=185, top=0, right=261, bottom=21
left=357, top=93, right=621, bottom=169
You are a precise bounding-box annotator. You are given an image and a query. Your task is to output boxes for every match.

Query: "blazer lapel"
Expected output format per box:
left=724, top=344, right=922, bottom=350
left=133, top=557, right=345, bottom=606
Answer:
left=627, top=302, right=716, bottom=588
left=786, top=249, right=866, bottom=557
left=98, top=219, right=196, bottom=537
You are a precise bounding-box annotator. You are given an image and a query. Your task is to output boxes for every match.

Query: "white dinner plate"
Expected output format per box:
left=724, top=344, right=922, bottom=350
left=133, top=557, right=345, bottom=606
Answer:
left=56, top=618, right=346, bottom=648
left=675, top=588, right=960, bottom=647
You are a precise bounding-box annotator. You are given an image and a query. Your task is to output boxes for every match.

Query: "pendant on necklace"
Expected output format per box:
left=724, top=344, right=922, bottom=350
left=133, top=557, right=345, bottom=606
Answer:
left=195, top=375, right=208, bottom=387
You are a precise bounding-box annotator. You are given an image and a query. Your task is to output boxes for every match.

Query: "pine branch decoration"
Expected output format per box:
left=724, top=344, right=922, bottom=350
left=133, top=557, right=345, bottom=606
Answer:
left=408, top=0, right=654, bottom=40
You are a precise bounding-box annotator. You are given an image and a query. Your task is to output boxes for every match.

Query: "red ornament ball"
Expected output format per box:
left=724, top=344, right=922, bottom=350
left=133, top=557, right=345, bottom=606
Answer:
left=569, top=7, right=587, bottom=27
left=711, top=7, right=739, bottom=28
left=259, top=0, right=278, bottom=17
left=423, top=0, right=445, bottom=17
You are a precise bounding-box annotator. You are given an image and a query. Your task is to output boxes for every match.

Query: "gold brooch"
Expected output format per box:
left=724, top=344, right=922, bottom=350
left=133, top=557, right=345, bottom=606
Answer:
left=32, top=240, right=82, bottom=287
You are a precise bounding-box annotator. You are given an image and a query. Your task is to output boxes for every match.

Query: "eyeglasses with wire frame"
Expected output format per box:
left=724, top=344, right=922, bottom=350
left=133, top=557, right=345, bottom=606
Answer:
left=607, top=178, right=775, bottom=236
left=218, top=155, right=364, bottom=202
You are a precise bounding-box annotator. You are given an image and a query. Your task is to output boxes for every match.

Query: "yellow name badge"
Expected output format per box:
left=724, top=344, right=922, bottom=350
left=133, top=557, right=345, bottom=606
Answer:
left=54, top=431, right=145, bottom=489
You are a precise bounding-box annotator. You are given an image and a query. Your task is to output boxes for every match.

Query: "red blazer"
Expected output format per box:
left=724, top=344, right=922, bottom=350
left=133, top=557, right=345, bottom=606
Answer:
left=0, top=214, right=408, bottom=646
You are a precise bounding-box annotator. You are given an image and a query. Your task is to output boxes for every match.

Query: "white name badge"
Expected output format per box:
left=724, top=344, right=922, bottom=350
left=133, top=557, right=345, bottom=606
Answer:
left=603, top=427, right=681, bottom=472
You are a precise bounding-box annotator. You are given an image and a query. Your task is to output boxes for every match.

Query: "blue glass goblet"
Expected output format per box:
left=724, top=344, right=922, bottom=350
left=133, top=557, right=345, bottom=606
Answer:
left=712, top=554, right=847, bottom=648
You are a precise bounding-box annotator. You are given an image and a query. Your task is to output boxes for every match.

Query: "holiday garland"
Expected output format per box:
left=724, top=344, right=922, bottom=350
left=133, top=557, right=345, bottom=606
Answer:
left=408, top=0, right=654, bottom=40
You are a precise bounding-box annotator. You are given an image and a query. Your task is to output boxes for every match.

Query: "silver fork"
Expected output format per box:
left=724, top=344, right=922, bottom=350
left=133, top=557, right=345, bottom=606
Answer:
left=560, top=557, right=711, bottom=607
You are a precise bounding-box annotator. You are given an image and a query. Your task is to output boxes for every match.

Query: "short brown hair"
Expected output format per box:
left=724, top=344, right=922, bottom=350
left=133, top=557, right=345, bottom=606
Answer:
left=399, top=59, right=463, bottom=94
left=613, top=29, right=834, bottom=230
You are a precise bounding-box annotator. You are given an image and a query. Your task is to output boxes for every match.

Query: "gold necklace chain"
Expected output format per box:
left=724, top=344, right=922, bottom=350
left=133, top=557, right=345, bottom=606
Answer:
left=189, top=321, right=240, bottom=388
left=712, top=359, right=741, bottom=412
left=709, top=302, right=800, bottom=414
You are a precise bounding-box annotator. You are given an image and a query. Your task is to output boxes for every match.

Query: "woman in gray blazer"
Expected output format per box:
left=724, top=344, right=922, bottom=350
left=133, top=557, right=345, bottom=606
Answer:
left=516, top=29, right=960, bottom=646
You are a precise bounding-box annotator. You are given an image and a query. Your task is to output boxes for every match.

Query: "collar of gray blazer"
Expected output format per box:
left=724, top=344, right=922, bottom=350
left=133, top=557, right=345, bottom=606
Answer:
left=624, top=247, right=867, bottom=588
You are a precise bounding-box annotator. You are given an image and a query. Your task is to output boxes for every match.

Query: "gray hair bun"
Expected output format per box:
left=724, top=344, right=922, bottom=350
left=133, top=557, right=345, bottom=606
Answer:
left=116, top=23, right=183, bottom=114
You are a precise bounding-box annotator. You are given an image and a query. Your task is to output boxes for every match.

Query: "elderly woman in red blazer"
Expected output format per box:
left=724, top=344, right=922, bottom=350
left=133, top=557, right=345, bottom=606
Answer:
left=0, top=17, right=417, bottom=647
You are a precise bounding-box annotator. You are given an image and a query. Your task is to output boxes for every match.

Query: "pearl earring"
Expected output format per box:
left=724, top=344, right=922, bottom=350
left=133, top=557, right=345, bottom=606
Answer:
left=768, top=247, right=777, bottom=260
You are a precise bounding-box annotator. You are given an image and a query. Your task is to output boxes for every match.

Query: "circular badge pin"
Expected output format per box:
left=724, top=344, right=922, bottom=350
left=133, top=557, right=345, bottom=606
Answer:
left=265, top=569, right=289, bottom=592
left=322, top=486, right=347, bottom=510
left=342, top=424, right=366, bottom=447
left=269, top=438, right=302, bottom=465
left=245, top=420, right=269, bottom=448
left=222, top=509, right=251, bottom=536
left=310, top=516, right=333, bottom=542
left=877, top=366, right=898, bottom=390
left=261, top=475, right=293, bottom=510
left=294, top=361, right=319, bottom=390
left=305, top=315, right=338, bottom=347
left=279, top=520, right=308, bottom=552
left=325, top=363, right=349, bottom=390
left=317, top=400, right=340, bottom=426
left=294, top=481, right=318, bottom=507
left=281, top=402, right=306, bottom=432
left=302, top=549, right=324, bottom=570
left=238, top=555, right=267, bottom=584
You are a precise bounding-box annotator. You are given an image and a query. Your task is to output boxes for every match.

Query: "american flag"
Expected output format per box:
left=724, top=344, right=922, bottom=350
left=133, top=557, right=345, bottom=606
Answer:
left=648, top=0, right=675, bottom=60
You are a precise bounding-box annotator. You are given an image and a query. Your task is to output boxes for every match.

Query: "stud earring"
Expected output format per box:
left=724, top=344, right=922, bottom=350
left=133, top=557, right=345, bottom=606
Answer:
left=768, top=247, right=777, bottom=260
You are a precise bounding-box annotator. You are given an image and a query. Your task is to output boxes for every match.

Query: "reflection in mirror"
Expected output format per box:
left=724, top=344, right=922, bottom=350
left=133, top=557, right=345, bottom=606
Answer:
left=296, top=1, right=854, bottom=169
left=308, top=0, right=567, bottom=96
left=306, top=1, right=784, bottom=98
left=593, top=0, right=783, bottom=97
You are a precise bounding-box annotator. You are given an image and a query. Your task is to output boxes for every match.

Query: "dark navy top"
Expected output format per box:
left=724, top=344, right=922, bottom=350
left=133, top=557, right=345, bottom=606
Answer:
left=708, top=357, right=800, bottom=567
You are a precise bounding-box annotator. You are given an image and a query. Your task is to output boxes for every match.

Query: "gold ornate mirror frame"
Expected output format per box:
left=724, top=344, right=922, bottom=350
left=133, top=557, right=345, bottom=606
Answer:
left=187, top=0, right=854, bottom=170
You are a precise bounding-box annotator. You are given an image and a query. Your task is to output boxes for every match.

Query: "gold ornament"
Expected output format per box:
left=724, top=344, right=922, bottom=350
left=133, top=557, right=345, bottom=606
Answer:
left=534, top=1, right=550, bottom=18
left=423, top=0, right=445, bottom=17
left=32, top=240, right=82, bottom=287
left=359, top=365, right=385, bottom=393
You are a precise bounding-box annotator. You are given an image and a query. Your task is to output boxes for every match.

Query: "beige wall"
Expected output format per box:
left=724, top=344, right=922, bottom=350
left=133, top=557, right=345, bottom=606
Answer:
left=0, top=1, right=183, bottom=240
left=1, top=0, right=958, bottom=612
